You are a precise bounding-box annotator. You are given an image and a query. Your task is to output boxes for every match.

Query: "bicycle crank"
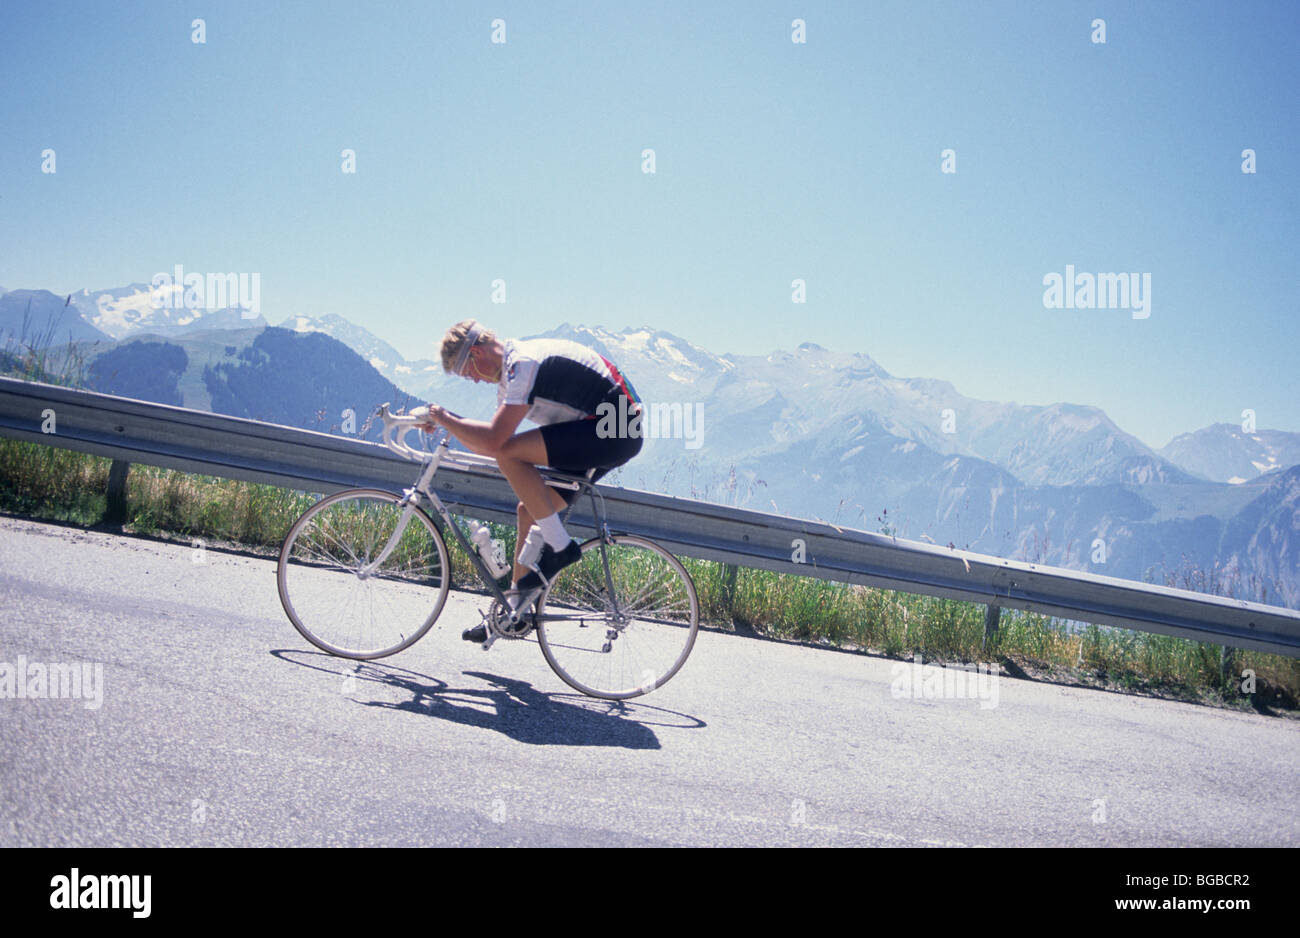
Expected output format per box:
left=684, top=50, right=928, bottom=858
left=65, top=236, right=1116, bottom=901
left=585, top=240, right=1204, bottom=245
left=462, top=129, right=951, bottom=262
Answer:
left=483, top=602, right=537, bottom=647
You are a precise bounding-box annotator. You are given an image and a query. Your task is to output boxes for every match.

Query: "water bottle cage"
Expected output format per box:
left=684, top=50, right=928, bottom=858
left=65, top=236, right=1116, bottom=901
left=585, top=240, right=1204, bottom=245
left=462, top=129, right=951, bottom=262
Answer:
left=517, top=527, right=547, bottom=572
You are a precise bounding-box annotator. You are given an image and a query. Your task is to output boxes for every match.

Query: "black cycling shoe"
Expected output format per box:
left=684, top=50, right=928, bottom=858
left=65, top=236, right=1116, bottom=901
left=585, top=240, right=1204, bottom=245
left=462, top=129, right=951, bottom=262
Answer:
left=516, top=539, right=583, bottom=591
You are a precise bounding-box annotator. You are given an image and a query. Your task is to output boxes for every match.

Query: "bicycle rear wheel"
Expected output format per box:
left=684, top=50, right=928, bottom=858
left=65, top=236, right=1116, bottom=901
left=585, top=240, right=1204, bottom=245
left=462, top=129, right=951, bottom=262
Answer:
left=535, top=535, right=698, bottom=699
left=277, top=488, right=451, bottom=659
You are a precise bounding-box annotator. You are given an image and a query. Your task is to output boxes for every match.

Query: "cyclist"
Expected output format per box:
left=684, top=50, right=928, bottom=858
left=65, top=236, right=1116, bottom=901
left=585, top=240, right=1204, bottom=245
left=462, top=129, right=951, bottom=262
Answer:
left=413, top=319, right=643, bottom=641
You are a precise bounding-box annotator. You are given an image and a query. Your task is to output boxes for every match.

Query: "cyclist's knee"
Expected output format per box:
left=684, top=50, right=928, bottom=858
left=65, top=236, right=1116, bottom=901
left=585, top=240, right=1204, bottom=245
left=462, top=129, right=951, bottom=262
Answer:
left=497, top=435, right=527, bottom=461
left=498, top=430, right=547, bottom=466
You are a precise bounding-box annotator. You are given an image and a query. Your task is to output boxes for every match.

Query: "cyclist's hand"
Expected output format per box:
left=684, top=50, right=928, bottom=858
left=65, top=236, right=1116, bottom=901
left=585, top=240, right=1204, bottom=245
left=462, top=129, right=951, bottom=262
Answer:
left=409, top=404, right=441, bottom=431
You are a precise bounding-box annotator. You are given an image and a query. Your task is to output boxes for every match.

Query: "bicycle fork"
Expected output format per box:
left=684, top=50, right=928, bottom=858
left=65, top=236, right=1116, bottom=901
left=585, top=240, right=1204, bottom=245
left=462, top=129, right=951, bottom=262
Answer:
left=357, top=488, right=424, bottom=578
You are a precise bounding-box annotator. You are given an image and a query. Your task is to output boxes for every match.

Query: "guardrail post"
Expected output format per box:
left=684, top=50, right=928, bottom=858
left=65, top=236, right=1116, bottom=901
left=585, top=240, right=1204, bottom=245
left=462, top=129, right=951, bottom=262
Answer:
left=982, top=604, right=1001, bottom=650
left=105, top=459, right=130, bottom=524
left=1220, top=645, right=1236, bottom=689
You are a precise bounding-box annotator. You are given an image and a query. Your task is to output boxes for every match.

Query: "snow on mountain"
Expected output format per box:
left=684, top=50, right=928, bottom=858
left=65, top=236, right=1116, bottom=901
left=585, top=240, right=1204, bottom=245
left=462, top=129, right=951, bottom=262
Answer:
left=71, top=283, right=268, bottom=338
left=591, top=336, right=1190, bottom=489
left=537, top=323, right=733, bottom=400
left=1159, top=423, right=1300, bottom=484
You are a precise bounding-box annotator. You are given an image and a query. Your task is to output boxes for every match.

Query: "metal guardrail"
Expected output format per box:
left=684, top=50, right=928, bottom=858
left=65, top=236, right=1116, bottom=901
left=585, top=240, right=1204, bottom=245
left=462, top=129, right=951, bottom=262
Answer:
left=3, top=375, right=1299, bottom=658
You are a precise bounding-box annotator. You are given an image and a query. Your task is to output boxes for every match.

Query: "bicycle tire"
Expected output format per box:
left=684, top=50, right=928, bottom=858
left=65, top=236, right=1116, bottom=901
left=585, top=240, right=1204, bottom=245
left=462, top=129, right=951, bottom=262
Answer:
left=277, top=488, right=451, bottom=659
left=535, top=534, right=699, bottom=699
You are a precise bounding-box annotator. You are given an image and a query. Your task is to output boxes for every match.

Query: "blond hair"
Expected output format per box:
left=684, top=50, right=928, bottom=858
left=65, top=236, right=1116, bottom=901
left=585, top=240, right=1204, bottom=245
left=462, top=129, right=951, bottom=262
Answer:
left=440, top=319, right=496, bottom=374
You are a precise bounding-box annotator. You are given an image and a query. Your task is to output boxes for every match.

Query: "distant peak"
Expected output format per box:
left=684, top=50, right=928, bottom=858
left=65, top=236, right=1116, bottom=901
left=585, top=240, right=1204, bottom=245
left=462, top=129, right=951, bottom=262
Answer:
left=798, top=342, right=824, bottom=352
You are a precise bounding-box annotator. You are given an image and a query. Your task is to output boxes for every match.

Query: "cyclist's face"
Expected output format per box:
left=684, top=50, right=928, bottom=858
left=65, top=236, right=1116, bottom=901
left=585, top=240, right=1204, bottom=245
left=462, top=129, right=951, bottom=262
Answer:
left=461, top=346, right=496, bottom=383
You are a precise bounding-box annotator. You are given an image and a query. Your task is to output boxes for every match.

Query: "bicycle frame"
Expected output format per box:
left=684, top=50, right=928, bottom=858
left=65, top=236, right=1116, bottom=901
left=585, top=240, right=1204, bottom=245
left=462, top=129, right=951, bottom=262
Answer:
left=373, top=405, right=626, bottom=628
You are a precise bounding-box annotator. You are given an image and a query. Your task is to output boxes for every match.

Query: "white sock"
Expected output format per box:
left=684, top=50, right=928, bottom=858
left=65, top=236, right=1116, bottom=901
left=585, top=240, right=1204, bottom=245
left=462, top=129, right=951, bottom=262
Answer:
left=534, top=513, right=572, bottom=550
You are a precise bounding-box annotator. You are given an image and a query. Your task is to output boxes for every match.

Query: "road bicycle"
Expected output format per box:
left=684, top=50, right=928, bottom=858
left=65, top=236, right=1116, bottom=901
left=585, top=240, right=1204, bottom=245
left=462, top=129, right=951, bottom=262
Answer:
left=276, top=404, right=699, bottom=699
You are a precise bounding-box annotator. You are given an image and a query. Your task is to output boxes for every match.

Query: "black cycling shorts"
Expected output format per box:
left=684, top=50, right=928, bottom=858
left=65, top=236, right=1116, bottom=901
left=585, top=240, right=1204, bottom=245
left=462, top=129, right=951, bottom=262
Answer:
left=539, top=415, right=643, bottom=505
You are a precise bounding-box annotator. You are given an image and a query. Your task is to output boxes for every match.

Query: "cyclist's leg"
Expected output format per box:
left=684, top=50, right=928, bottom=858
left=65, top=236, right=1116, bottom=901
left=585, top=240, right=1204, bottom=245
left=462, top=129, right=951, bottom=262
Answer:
left=535, top=418, right=643, bottom=518
left=498, top=418, right=642, bottom=585
left=512, top=497, right=572, bottom=583
left=514, top=501, right=532, bottom=581
left=497, top=429, right=567, bottom=518
left=496, top=429, right=568, bottom=583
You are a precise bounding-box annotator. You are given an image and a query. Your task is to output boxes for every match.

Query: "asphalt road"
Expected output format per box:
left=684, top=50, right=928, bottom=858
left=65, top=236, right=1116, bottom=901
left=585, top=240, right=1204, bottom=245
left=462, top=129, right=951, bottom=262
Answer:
left=1, top=515, right=1296, bottom=847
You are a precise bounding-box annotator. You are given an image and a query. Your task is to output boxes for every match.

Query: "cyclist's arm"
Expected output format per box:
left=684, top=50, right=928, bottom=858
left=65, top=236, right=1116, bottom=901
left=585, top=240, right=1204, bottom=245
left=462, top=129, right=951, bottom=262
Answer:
left=425, top=402, right=530, bottom=457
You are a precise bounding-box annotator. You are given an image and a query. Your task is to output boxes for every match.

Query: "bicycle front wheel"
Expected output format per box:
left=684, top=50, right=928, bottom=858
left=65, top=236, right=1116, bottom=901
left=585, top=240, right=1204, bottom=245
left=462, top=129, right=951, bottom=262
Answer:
left=277, top=488, right=451, bottom=659
left=536, top=535, right=699, bottom=699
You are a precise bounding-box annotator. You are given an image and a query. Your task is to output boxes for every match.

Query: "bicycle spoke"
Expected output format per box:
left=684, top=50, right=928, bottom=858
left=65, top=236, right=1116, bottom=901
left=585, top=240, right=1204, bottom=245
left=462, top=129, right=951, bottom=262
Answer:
left=563, top=571, right=609, bottom=610
left=294, top=535, right=347, bottom=571
left=313, top=513, right=364, bottom=568
left=536, top=536, right=698, bottom=699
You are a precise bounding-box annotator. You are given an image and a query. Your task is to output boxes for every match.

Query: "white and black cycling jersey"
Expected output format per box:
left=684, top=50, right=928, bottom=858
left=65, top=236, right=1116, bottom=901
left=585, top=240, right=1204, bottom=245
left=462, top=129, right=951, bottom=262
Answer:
left=497, top=337, right=640, bottom=426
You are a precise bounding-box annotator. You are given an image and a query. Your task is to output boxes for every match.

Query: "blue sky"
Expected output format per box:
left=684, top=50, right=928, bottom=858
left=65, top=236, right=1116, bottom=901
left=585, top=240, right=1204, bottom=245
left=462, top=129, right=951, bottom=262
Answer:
left=1, top=0, right=1297, bottom=448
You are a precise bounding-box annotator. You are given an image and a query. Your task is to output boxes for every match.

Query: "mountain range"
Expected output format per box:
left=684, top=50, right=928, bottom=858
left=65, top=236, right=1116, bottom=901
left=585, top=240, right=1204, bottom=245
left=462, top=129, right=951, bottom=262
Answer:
left=1158, top=424, right=1300, bottom=485
left=3, top=281, right=1298, bottom=608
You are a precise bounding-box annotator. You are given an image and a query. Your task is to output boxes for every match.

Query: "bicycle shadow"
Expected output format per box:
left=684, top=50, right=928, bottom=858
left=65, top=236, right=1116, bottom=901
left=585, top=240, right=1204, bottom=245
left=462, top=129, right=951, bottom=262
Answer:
left=272, top=651, right=706, bottom=749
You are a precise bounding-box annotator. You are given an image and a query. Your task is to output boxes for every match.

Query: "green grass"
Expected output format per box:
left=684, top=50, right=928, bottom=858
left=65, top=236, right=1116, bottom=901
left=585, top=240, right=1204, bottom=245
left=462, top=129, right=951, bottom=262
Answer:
left=1, top=434, right=1297, bottom=713
left=0, top=439, right=113, bottom=524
